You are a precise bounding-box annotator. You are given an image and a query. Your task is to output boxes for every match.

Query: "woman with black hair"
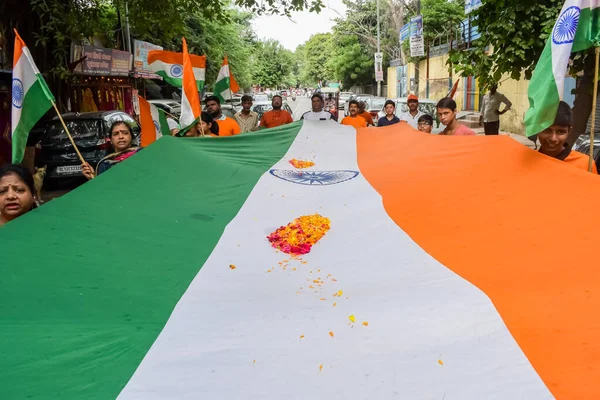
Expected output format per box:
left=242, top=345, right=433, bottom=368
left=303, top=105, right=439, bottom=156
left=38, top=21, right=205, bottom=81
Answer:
left=81, top=120, right=142, bottom=179
left=0, top=164, right=36, bottom=226
left=197, top=112, right=220, bottom=137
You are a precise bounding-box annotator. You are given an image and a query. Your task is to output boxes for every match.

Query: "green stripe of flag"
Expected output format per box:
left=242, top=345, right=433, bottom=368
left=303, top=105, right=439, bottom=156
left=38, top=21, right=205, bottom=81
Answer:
left=0, top=122, right=302, bottom=399
left=157, top=108, right=172, bottom=137
left=12, top=77, right=53, bottom=163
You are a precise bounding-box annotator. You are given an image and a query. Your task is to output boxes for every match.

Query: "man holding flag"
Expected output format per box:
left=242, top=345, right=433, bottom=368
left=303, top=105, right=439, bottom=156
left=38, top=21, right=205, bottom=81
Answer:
left=525, top=0, right=599, bottom=172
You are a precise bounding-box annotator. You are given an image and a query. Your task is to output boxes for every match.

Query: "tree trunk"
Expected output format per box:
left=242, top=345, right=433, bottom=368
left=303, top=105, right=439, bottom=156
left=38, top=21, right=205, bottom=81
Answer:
left=568, top=52, right=596, bottom=146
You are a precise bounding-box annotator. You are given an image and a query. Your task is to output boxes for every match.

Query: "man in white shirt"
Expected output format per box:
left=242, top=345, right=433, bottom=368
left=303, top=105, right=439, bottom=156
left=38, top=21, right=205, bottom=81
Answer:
left=301, top=94, right=336, bottom=121
left=479, top=84, right=512, bottom=135
left=399, top=94, right=424, bottom=129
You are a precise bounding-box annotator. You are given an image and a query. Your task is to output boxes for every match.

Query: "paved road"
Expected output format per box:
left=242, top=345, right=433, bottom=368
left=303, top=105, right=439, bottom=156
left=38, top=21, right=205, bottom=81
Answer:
left=288, top=96, right=311, bottom=120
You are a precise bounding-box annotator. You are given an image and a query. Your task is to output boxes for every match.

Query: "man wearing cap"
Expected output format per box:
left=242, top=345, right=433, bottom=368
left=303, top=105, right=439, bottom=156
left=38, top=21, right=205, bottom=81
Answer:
left=479, top=84, right=512, bottom=135
left=538, top=101, right=597, bottom=173
left=399, top=94, right=424, bottom=129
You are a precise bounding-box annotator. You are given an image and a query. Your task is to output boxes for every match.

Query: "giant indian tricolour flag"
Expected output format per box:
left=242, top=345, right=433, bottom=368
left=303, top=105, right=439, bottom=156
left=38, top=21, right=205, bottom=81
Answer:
left=525, top=0, right=600, bottom=136
left=147, top=49, right=206, bottom=91
left=11, top=29, right=55, bottom=163
left=2, top=122, right=600, bottom=399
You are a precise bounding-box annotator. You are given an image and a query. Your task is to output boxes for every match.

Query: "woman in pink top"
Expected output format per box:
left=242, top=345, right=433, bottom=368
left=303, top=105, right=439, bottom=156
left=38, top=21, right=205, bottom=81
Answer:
left=437, top=97, right=476, bottom=136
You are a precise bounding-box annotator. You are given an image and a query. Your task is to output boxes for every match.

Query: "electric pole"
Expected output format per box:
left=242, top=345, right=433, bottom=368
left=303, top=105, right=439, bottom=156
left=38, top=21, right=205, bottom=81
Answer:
left=376, top=0, right=381, bottom=97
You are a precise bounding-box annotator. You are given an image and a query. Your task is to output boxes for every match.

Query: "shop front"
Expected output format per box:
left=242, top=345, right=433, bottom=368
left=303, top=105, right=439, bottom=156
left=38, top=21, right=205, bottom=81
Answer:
left=69, top=44, right=134, bottom=115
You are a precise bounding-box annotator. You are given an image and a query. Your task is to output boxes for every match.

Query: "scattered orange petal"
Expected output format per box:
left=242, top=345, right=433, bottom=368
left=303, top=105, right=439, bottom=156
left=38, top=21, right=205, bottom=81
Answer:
left=331, top=278, right=338, bottom=282
left=292, top=267, right=297, bottom=271
left=333, top=290, right=343, bottom=297
left=438, top=359, right=444, bottom=365
left=267, top=269, right=272, bottom=273
left=319, top=298, right=326, bottom=301
left=309, top=285, right=314, bottom=289
left=362, top=321, right=369, bottom=326
left=301, top=261, right=307, bottom=264
left=327, top=274, right=332, bottom=277
left=253, top=359, right=256, bottom=364
left=317, top=269, right=321, bottom=272
left=229, top=264, right=236, bottom=270
left=319, top=364, right=323, bottom=371
left=349, top=314, right=356, bottom=323
left=296, top=291, right=301, bottom=294
left=300, top=335, right=305, bottom=339
left=333, top=302, right=337, bottom=307
left=329, top=331, right=334, bottom=338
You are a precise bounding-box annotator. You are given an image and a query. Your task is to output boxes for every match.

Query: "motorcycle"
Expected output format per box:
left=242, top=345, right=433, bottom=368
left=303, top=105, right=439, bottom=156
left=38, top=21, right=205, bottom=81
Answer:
left=291, top=94, right=296, bottom=101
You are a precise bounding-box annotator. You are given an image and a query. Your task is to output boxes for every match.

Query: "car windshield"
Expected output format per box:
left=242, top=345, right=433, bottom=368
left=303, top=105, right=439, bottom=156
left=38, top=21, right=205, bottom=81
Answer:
left=254, top=94, right=269, bottom=102
left=253, top=104, right=273, bottom=115
left=368, top=98, right=386, bottom=110
left=395, top=102, right=436, bottom=117
left=45, top=120, right=101, bottom=141
left=221, top=108, right=236, bottom=118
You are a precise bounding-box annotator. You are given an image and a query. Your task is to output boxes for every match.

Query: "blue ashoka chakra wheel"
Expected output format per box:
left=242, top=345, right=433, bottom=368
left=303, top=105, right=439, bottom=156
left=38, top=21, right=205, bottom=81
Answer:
left=170, top=64, right=184, bottom=78
left=153, top=120, right=160, bottom=132
left=12, top=78, right=24, bottom=109
left=269, top=169, right=360, bottom=186
left=553, top=6, right=580, bottom=45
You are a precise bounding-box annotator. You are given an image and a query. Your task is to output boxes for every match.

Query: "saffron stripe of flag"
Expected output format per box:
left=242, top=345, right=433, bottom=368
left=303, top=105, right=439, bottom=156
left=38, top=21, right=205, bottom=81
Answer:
left=147, top=49, right=206, bottom=91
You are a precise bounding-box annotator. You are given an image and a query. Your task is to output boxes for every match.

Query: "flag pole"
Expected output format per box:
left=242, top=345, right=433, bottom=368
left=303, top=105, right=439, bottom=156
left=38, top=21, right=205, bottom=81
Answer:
left=50, top=101, right=86, bottom=165
left=590, top=47, right=600, bottom=173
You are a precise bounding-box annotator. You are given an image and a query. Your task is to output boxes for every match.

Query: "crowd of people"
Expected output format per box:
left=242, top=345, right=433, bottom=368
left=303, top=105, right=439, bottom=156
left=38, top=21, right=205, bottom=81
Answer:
left=0, top=88, right=596, bottom=228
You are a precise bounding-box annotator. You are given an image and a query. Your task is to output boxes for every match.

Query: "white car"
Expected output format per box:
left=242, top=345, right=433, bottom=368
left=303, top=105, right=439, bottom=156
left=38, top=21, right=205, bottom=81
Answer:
left=377, top=97, right=441, bottom=131
left=251, top=101, right=294, bottom=126
left=148, top=99, right=181, bottom=117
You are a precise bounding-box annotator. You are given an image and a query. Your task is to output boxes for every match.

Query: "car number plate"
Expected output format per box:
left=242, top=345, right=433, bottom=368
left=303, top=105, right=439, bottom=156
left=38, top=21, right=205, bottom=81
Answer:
left=56, top=165, right=82, bottom=175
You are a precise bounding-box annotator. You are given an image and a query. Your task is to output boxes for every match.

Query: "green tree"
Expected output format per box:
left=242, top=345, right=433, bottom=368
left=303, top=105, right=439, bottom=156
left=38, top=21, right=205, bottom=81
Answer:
left=328, top=34, right=373, bottom=88
left=298, top=33, right=334, bottom=85
left=251, top=39, right=294, bottom=88
left=183, top=10, right=254, bottom=89
left=447, top=0, right=595, bottom=143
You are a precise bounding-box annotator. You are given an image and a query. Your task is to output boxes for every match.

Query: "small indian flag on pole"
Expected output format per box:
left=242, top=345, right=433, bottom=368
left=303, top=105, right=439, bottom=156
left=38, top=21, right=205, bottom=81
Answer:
left=525, top=0, right=600, bottom=137
left=138, top=96, right=170, bottom=147
left=147, top=49, right=206, bottom=91
left=214, top=55, right=240, bottom=103
left=11, top=29, right=55, bottom=163
left=179, top=38, right=202, bottom=133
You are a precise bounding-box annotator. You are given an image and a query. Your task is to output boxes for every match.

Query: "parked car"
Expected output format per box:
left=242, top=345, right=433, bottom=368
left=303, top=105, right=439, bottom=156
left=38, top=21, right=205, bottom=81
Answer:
left=251, top=101, right=294, bottom=126
left=253, top=93, right=270, bottom=102
left=365, top=97, right=387, bottom=125
left=373, top=97, right=438, bottom=129
left=148, top=99, right=181, bottom=117
left=339, top=92, right=354, bottom=110
left=37, top=111, right=140, bottom=181
left=573, top=132, right=600, bottom=172
left=346, top=94, right=375, bottom=116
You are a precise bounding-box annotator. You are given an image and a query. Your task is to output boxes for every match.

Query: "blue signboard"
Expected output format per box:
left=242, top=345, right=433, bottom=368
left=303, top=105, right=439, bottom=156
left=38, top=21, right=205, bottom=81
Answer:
left=410, top=15, right=423, bottom=37
left=400, top=24, right=410, bottom=42
left=465, top=0, right=482, bottom=14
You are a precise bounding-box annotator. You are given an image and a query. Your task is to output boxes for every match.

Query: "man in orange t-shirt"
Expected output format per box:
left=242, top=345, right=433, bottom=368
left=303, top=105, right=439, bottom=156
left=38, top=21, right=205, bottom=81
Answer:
left=260, top=95, right=293, bottom=129
left=357, top=101, right=374, bottom=126
left=538, top=101, right=597, bottom=173
left=205, top=95, right=241, bottom=136
left=341, top=100, right=367, bottom=128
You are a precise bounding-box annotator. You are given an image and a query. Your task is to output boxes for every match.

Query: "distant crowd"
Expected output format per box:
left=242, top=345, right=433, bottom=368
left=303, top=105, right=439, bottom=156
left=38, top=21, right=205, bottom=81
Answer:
left=1, top=86, right=596, bottom=228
